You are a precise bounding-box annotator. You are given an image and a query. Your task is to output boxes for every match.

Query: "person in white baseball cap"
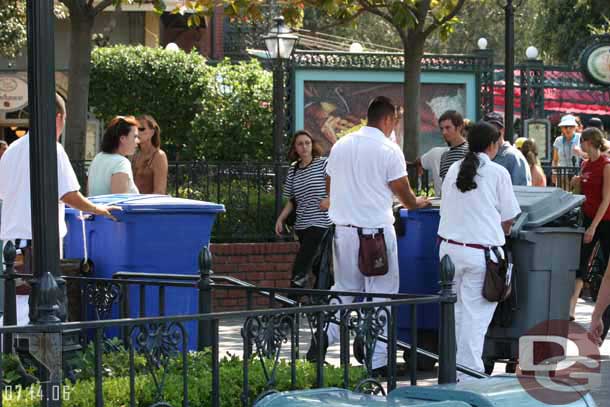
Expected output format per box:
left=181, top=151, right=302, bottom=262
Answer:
left=552, top=114, right=586, bottom=187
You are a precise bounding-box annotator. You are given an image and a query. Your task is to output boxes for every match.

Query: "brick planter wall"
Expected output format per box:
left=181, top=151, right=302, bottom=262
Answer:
left=210, top=242, right=299, bottom=311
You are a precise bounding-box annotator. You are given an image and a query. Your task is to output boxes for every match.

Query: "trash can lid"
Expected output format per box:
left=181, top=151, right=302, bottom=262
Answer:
left=68, top=194, right=225, bottom=214
left=513, top=186, right=584, bottom=229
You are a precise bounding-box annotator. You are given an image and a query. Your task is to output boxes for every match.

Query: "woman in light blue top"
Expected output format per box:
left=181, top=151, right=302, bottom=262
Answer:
left=88, top=116, right=140, bottom=196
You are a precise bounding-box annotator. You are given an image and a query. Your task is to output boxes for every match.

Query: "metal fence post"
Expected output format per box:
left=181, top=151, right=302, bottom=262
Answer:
left=198, top=246, right=214, bottom=349
left=2, top=241, right=17, bottom=353
left=438, top=255, right=457, bottom=384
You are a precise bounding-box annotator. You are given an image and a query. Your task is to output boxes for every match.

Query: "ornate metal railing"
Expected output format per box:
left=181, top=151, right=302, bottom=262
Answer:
left=0, top=244, right=461, bottom=407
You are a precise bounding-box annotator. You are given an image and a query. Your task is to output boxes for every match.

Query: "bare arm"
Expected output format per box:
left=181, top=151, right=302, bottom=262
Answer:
left=110, top=173, right=131, bottom=194
left=388, top=176, right=429, bottom=210
left=591, top=263, right=610, bottom=341
left=274, top=200, right=295, bottom=236
left=61, top=191, right=119, bottom=221
left=152, top=151, right=169, bottom=194
left=501, top=219, right=514, bottom=235
left=584, top=165, right=610, bottom=244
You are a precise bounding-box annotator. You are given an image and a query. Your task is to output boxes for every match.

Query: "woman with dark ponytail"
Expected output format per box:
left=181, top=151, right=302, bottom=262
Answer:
left=438, top=121, right=520, bottom=380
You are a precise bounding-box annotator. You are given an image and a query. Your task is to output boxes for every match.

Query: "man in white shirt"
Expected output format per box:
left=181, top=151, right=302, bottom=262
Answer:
left=306, top=96, right=429, bottom=375
left=417, top=146, right=449, bottom=196
left=0, top=94, right=118, bottom=325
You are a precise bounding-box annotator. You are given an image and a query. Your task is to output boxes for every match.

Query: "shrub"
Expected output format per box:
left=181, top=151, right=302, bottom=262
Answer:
left=191, top=58, right=274, bottom=161
left=89, top=45, right=214, bottom=160
left=89, top=47, right=274, bottom=162
left=2, top=343, right=367, bottom=407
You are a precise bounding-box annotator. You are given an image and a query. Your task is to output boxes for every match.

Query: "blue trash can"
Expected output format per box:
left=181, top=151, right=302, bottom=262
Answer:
left=64, top=194, right=225, bottom=349
left=396, top=207, right=441, bottom=368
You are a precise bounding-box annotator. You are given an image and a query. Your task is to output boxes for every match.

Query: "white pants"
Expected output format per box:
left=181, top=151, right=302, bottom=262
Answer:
left=326, top=225, right=399, bottom=369
left=439, top=241, right=498, bottom=381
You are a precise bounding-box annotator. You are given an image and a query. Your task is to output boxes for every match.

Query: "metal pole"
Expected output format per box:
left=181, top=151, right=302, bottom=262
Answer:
left=2, top=241, right=17, bottom=353
left=26, top=0, right=63, bottom=325
left=198, top=246, right=213, bottom=349
left=26, top=2, right=64, bottom=404
left=438, top=255, right=457, bottom=384
left=272, top=59, right=285, bottom=221
left=504, top=0, right=515, bottom=143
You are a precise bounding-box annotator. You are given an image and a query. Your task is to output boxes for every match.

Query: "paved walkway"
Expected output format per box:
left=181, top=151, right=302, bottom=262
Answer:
left=219, top=298, right=610, bottom=403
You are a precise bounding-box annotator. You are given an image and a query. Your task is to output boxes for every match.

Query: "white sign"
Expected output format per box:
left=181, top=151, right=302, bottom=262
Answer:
left=0, top=75, right=28, bottom=113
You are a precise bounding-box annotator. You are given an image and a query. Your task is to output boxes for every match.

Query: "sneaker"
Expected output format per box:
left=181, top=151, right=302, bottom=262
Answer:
left=305, top=331, right=329, bottom=363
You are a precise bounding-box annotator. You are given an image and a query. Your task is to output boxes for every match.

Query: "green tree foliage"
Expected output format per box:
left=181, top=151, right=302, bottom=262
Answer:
left=425, top=0, right=542, bottom=63
left=534, top=0, right=610, bottom=64
left=89, top=45, right=213, bottom=160
left=0, top=1, right=26, bottom=60
left=89, top=46, right=273, bottom=161
left=193, top=58, right=273, bottom=161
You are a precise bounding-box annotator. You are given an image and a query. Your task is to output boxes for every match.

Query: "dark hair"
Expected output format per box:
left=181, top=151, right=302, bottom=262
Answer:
left=520, top=139, right=538, bottom=167
left=101, top=115, right=139, bottom=154
left=456, top=121, right=500, bottom=193
left=55, top=93, right=66, bottom=117
left=438, top=110, right=464, bottom=128
left=581, top=127, right=608, bottom=152
left=137, top=114, right=161, bottom=148
left=287, top=130, right=323, bottom=162
left=367, top=96, right=396, bottom=126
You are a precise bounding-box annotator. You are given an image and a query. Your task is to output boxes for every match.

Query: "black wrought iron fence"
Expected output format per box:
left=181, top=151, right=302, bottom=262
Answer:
left=0, top=244, right=465, bottom=407
left=69, top=159, right=579, bottom=244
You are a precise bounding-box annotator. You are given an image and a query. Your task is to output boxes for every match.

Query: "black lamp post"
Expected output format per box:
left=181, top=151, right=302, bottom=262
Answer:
left=500, top=0, right=524, bottom=143
left=263, top=16, right=298, bottom=222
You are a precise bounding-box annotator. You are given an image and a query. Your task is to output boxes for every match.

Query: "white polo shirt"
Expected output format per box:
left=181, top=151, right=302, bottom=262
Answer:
left=438, top=152, right=520, bottom=246
left=326, top=126, right=408, bottom=228
left=0, top=134, right=81, bottom=240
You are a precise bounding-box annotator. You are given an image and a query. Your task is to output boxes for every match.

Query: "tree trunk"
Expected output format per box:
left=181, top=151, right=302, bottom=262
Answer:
left=402, top=33, right=425, bottom=163
left=64, top=9, right=95, bottom=160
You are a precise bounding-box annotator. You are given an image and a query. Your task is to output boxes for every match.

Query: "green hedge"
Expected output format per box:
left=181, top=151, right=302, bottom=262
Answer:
left=2, top=343, right=366, bottom=407
left=89, top=46, right=273, bottom=162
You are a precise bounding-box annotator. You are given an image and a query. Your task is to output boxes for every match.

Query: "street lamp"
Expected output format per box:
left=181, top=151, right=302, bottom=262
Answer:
left=500, top=0, right=524, bottom=143
left=263, top=16, right=298, bottom=223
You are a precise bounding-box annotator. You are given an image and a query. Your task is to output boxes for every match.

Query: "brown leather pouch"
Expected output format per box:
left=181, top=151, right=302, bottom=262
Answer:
left=357, top=228, right=389, bottom=277
left=482, top=247, right=512, bottom=302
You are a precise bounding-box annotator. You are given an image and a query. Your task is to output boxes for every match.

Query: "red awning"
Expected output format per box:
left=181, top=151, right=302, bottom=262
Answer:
left=493, top=70, right=610, bottom=116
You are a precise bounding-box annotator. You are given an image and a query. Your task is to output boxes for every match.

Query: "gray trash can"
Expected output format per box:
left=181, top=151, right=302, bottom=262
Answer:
left=483, top=186, right=585, bottom=373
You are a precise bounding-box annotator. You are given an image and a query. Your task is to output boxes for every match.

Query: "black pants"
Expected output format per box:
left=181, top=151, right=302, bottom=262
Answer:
left=580, top=215, right=610, bottom=340
left=292, top=226, right=328, bottom=290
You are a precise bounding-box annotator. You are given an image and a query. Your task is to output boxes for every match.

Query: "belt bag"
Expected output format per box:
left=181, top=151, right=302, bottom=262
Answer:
left=357, top=227, right=388, bottom=277
left=482, top=246, right=512, bottom=302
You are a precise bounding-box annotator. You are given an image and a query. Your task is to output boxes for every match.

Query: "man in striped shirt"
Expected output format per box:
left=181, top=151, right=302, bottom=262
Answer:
left=438, top=110, right=468, bottom=181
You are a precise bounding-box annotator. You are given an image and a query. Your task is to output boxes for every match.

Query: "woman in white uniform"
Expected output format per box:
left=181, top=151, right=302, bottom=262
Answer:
left=438, top=121, right=520, bottom=380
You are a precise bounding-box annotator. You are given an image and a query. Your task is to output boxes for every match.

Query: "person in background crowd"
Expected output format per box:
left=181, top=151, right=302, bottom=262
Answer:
left=569, top=128, right=610, bottom=325
left=483, top=112, right=531, bottom=186
left=416, top=145, right=449, bottom=197
left=88, top=116, right=140, bottom=196
left=306, top=96, right=429, bottom=376
left=0, top=94, right=118, bottom=325
left=132, top=115, right=168, bottom=194
left=275, top=130, right=332, bottom=292
left=575, top=115, right=584, bottom=135
left=519, top=139, right=547, bottom=187
left=588, top=117, right=605, bottom=132
left=552, top=114, right=586, bottom=187
left=438, top=121, right=520, bottom=381
left=439, top=110, right=468, bottom=182
left=0, top=141, right=7, bottom=160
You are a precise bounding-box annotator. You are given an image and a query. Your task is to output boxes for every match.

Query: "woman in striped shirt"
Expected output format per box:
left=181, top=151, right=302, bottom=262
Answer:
left=275, top=130, right=333, bottom=291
